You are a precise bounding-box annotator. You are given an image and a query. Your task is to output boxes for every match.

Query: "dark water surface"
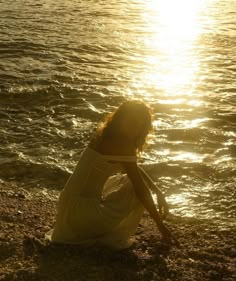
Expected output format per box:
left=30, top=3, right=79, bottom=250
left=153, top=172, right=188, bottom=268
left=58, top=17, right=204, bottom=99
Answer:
left=0, top=0, right=235, bottom=228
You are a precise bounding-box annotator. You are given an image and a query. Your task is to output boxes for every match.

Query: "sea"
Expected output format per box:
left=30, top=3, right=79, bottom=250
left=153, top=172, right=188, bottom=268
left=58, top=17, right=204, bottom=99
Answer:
left=0, top=0, right=235, bottom=229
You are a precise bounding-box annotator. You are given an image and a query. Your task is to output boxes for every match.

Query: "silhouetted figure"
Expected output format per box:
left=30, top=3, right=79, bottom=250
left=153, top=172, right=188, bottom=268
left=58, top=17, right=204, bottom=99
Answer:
left=46, top=100, right=178, bottom=250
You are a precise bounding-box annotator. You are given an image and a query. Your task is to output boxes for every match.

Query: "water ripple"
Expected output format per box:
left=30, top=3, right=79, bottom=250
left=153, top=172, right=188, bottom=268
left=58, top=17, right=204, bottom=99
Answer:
left=0, top=0, right=235, bottom=226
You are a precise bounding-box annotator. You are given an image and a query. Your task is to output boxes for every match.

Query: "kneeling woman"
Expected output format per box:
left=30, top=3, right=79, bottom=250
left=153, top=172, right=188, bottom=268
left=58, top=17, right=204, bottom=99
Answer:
left=46, top=100, right=177, bottom=250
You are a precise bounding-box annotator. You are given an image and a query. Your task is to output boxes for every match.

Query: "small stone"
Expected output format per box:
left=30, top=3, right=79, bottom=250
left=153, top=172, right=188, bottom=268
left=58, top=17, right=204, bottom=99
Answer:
left=17, top=193, right=26, bottom=199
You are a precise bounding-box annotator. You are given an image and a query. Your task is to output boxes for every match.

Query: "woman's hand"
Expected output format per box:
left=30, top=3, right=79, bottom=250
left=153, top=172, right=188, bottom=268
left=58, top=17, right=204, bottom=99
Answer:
left=157, top=192, right=169, bottom=219
left=137, top=166, right=170, bottom=219
left=158, top=222, right=180, bottom=246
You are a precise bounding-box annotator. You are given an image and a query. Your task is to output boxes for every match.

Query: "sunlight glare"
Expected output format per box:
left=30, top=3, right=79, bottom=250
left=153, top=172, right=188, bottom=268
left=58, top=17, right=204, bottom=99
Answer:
left=141, top=0, right=205, bottom=97
left=170, top=152, right=205, bottom=163
left=181, top=118, right=209, bottom=129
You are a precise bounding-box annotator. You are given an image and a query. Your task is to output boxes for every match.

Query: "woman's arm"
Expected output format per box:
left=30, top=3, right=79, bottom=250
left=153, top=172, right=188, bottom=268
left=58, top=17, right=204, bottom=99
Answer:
left=123, top=161, right=163, bottom=226
left=138, top=165, right=163, bottom=195
left=138, top=166, right=169, bottom=218
left=122, top=161, right=176, bottom=243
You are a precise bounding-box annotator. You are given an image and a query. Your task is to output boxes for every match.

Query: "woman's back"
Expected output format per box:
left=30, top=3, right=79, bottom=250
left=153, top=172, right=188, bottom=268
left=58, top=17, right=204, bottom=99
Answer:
left=63, top=147, right=136, bottom=199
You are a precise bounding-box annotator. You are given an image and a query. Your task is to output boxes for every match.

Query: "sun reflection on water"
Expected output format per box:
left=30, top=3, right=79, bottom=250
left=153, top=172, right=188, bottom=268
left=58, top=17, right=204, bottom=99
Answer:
left=131, top=0, right=230, bottom=220
left=167, top=193, right=195, bottom=217
left=170, top=152, right=206, bottom=163
left=139, top=0, right=206, bottom=98
left=153, top=192, right=196, bottom=218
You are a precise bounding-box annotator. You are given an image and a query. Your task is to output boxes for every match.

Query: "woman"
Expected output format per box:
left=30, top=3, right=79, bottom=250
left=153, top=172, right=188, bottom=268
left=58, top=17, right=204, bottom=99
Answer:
left=46, top=100, right=178, bottom=250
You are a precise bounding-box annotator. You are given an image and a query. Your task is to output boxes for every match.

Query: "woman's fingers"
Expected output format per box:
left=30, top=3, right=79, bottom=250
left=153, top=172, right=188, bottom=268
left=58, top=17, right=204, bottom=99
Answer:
left=158, top=195, right=170, bottom=219
left=162, top=235, right=180, bottom=247
left=159, top=223, right=180, bottom=247
left=165, top=232, right=180, bottom=247
left=161, top=212, right=167, bottom=220
left=163, top=203, right=170, bottom=218
left=158, top=195, right=164, bottom=207
left=158, top=203, right=163, bottom=216
left=171, top=235, right=180, bottom=247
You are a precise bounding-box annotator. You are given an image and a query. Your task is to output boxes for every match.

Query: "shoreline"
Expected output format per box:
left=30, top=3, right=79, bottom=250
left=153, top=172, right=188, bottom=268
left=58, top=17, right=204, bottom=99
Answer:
left=0, top=186, right=235, bottom=281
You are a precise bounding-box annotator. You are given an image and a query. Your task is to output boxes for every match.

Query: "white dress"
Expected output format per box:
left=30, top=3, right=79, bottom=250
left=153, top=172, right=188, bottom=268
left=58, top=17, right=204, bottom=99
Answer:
left=45, top=146, right=144, bottom=250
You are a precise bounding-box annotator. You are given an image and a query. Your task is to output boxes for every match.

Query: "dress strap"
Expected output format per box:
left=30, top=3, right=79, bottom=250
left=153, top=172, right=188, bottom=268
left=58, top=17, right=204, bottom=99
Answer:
left=86, top=147, right=137, bottom=162
left=102, top=155, right=137, bottom=162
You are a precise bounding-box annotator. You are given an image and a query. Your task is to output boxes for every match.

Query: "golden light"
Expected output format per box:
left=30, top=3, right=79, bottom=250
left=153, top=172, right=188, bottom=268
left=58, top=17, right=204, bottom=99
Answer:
left=153, top=192, right=195, bottom=218
left=167, top=193, right=194, bottom=217
left=180, top=118, right=209, bottom=129
left=170, top=152, right=206, bottom=163
left=139, top=0, right=207, bottom=98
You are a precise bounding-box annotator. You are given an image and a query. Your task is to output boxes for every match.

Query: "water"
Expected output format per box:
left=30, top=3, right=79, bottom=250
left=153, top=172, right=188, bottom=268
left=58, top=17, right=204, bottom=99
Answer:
left=0, top=0, right=235, bottom=228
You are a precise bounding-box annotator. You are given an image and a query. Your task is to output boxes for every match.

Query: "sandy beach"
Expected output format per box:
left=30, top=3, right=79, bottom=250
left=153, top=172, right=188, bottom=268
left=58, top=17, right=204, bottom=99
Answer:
left=0, top=184, right=235, bottom=281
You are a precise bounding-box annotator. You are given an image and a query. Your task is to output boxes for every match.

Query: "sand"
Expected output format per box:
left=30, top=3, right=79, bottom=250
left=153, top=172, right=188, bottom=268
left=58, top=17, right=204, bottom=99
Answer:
left=0, top=185, right=235, bottom=281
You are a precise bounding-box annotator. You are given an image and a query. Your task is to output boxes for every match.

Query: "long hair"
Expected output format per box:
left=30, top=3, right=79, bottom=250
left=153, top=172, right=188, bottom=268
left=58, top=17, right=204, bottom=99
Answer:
left=90, top=100, right=153, bottom=155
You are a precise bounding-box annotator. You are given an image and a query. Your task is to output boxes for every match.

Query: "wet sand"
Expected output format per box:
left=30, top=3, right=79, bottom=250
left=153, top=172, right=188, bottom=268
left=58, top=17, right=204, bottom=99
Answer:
left=0, top=185, right=235, bottom=281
